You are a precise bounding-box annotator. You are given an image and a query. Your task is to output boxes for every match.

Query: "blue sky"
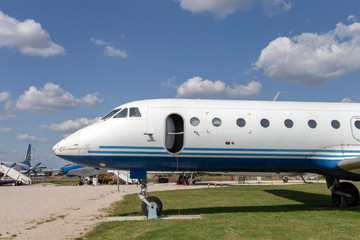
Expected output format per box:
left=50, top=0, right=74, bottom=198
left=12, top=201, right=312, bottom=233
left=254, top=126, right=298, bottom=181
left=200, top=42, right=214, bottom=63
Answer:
left=1, top=0, right=360, bottom=168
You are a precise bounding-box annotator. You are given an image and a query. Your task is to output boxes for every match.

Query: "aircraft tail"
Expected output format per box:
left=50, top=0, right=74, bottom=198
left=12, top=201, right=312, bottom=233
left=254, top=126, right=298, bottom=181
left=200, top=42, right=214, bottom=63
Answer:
left=21, top=144, right=32, bottom=167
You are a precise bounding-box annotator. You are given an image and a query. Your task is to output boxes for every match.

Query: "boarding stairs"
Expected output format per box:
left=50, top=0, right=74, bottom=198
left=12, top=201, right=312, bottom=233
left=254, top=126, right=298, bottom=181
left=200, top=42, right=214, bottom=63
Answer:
left=0, top=164, right=32, bottom=185
left=112, top=170, right=133, bottom=184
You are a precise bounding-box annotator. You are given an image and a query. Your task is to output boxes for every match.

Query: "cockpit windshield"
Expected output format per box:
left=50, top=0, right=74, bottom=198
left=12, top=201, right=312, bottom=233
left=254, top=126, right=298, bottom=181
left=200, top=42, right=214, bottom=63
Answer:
left=114, top=108, right=128, bottom=118
left=102, top=108, right=122, bottom=120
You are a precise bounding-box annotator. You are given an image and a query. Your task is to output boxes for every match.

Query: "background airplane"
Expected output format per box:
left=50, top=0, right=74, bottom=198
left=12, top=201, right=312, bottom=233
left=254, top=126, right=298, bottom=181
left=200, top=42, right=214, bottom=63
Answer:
left=59, top=164, right=107, bottom=185
left=0, top=144, right=41, bottom=176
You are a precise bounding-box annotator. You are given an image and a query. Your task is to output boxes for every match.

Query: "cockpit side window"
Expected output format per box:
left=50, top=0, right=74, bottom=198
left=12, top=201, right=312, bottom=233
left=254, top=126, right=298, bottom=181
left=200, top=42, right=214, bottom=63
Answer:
left=102, top=109, right=122, bottom=120
left=130, top=107, right=141, bottom=117
left=113, top=108, right=128, bottom=118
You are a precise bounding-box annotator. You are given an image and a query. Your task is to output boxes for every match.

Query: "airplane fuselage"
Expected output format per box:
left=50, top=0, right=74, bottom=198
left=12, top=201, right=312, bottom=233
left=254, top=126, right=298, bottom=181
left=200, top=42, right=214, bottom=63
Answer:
left=53, top=99, right=360, bottom=181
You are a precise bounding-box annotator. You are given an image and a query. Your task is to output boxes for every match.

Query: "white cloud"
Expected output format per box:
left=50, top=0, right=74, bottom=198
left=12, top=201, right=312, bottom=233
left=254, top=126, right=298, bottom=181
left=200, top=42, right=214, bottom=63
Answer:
left=77, top=93, right=103, bottom=107
left=254, top=19, right=360, bottom=85
left=177, top=0, right=292, bottom=18
left=261, top=0, right=293, bottom=17
left=0, top=113, right=17, bottom=121
left=90, top=38, right=108, bottom=45
left=16, top=83, right=103, bottom=113
left=348, top=15, right=357, bottom=23
left=104, top=46, right=128, bottom=58
left=17, top=133, right=51, bottom=144
left=162, top=76, right=177, bottom=88
left=341, top=98, right=357, bottom=103
left=91, top=37, right=128, bottom=58
left=0, top=11, right=65, bottom=57
left=0, top=127, right=12, bottom=133
left=172, top=76, right=262, bottom=98
left=176, top=76, right=226, bottom=98
left=0, top=92, right=11, bottom=102
left=40, top=117, right=101, bottom=132
left=226, top=81, right=262, bottom=98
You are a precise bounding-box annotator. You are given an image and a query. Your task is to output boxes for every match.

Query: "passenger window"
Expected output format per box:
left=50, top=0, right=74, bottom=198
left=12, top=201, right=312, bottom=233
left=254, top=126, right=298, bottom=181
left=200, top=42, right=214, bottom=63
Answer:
left=308, top=119, right=317, bottom=129
left=114, top=108, right=128, bottom=118
left=190, top=117, right=200, bottom=127
left=260, top=118, right=270, bottom=128
left=130, top=108, right=141, bottom=117
left=102, top=109, right=121, bottom=120
left=331, top=120, right=340, bottom=129
left=236, top=118, right=246, bottom=127
left=212, top=118, right=222, bottom=127
left=284, top=119, right=293, bottom=128
left=355, top=120, right=360, bottom=129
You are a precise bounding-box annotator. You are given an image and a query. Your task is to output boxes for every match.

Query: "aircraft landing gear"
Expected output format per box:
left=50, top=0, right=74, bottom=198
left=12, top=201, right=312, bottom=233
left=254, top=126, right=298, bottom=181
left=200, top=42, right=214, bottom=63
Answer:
left=327, top=177, right=359, bottom=207
left=138, top=180, right=163, bottom=218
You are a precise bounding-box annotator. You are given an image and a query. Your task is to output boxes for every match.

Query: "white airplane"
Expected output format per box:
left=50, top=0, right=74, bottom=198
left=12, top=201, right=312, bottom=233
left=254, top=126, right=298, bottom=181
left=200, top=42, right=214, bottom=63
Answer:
left=53, top=99, right=360, bottom=216
left=0, top=144, right=41, bottom=175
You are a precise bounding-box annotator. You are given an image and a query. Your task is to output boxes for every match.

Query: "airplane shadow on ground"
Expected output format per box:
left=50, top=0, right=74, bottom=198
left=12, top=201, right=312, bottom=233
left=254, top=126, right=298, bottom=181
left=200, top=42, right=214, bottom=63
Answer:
left=159, top=189, right=360, bottom=215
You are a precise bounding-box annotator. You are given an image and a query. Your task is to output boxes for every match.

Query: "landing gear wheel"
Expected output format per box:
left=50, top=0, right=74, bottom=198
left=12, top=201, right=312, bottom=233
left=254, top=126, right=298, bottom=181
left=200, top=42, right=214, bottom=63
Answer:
left=177, top=176, right=184, bottom=185
left=141, top=196, right=163, bottom=216
left=332, top=182, right=359, bottom=207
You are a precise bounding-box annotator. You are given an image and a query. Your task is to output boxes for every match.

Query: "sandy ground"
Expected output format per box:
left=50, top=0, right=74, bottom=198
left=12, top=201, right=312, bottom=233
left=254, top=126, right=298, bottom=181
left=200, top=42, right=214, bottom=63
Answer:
left=0, top=183, right=206, bottom=240
left=0, top=180, right=322, bottom=239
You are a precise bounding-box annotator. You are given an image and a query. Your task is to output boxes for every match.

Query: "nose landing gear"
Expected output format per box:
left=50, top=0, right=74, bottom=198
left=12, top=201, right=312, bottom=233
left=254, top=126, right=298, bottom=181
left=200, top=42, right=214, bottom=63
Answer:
left=138, top=180, right=163, bottom=218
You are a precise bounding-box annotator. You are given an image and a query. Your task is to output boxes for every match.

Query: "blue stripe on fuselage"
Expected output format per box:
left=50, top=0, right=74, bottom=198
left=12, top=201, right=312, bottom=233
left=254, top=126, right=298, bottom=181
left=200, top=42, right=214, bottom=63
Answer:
left=56, top=154, right=360, bottom=181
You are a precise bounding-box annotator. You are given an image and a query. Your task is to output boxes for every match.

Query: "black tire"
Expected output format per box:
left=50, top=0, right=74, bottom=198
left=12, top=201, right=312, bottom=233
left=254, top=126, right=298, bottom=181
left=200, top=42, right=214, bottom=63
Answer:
left=177, top=176, right=184, bottom=185
left=331, top=182, right=359, bottom=207
left=141, top=196, right=163, bottom=216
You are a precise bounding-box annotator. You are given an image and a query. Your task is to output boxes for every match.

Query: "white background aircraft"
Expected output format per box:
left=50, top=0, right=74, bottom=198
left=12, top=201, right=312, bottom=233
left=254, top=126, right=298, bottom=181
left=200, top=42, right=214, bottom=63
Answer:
left=0, top=144, right=40, bottom=174
left=53, top=99, right=360, bottom=216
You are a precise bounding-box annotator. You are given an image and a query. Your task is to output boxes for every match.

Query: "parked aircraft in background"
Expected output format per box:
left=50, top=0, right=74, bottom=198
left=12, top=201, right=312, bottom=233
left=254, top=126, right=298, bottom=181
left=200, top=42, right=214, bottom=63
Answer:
left=0, top=144, right=41, bottom=176
left=53, top=99, right=360, bottom=217
left=59, top=164, right=107, bottom=185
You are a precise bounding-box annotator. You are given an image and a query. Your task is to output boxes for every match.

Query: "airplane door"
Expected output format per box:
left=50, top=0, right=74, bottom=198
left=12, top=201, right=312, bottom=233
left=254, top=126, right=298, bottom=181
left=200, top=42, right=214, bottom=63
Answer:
left=351, top=117, right=360, bottom=141
left=165, top=114, right=184, bottom=153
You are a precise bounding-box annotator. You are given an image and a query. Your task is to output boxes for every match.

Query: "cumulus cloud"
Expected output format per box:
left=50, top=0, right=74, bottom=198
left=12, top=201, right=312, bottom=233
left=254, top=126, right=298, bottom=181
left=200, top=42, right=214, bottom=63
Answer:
left=104, top=46, right=128, bottom=58
left=40, top=117, right=101, bottom=132
left=0, top=11, right=64, bottom=57
left=173, top=76, right=261, bottom=98
left=176, top=76, right=226, bottom=98
left=341, top=98, right=357, bottom=103
left=0, top=127, right=12, bottom=133
left=254, top=19, right=360, bottom=85
left=226, top=81, right=262, bottom=98
left=77, top=93, right=104, bottom=107
left=91, top=37, right=128, bottom=58
left=17, top=133, right=51, bottom=144
left=177, top=0, right=292, bottom=18
left=16, top=83, right=103, bottom=113
left=0, top=92, right=11, bottom=102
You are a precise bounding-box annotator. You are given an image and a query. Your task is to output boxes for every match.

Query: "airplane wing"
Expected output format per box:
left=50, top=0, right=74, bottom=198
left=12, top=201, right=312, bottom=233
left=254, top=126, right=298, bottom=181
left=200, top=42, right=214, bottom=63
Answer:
left=338, top=158, right=360, bottom=174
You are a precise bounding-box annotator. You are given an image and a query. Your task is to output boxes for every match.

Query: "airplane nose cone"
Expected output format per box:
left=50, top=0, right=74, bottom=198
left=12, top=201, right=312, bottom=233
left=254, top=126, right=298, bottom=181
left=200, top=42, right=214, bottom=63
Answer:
left=52, top=131, right=80, bottom=158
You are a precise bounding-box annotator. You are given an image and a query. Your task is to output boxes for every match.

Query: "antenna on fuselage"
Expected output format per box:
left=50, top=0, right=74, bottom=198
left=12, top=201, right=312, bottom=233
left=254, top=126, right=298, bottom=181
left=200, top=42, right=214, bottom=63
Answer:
left=273, top=91, right=287, bottom=101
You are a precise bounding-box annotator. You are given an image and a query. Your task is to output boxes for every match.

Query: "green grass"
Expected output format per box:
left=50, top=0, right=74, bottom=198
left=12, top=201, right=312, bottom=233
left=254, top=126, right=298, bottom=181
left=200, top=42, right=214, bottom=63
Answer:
left=32, top=179, right=80, bottom=185
left=84, top=183, right=360, bottom=240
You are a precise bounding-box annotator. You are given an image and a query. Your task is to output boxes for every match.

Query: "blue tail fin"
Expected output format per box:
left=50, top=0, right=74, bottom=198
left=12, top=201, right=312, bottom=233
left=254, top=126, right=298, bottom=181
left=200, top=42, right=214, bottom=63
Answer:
left=21, top=144, right=31, bottom=167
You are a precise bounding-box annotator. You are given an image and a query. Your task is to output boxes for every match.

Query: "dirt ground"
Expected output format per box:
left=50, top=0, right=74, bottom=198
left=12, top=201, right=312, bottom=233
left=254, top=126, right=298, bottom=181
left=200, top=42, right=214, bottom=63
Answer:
left=0, top=180, right=319, bottom=239
left=0, top=183, right=206, bottom=240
